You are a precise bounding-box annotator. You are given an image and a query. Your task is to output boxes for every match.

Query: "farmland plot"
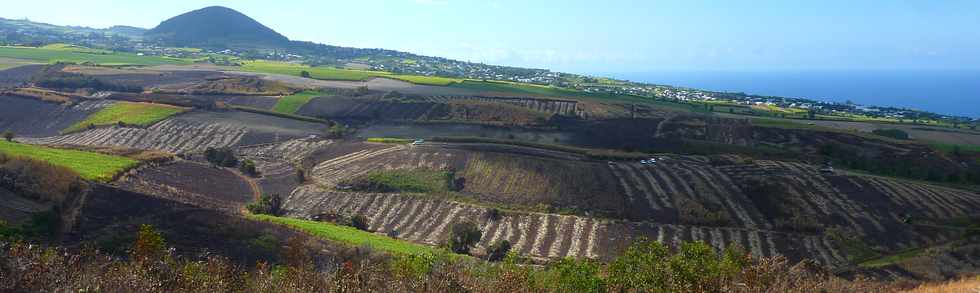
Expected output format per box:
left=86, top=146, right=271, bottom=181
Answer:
left=0, top=96, right=114, bottom=137
left=23, top=118, right=247, bottom=154
left=236, top=138, right=334, bottom=196
left=22, top=111, right=327, bottom=153
left=116, top=161, right=253, bottom=211
left=283, top=185, right=848, bottom=267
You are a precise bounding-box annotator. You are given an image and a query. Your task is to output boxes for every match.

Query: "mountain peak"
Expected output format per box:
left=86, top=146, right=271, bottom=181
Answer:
left=146, top=6, right=289, bottom=48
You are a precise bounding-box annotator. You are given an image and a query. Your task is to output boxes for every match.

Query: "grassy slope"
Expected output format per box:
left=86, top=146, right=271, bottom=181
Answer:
left=249, top=214, right=442, bottom=255
left=0, top=46, right=190, bottom=66
left=0, top=140, right=138, bottom=182
left=272, top=90, right=321, bottom=114
left=65, top=102, right=187, bottom=133
left=239, top=60, right=464, bottom=86
left=357, top=169, right=451, bottom=193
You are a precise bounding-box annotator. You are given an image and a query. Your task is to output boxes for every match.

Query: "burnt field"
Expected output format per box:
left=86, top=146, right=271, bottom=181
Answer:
left=0, top=64, right=45, bottom=87
left=0, top=96, right=114, bottom=137
left=116, top=160, right=254, bottom=211
left=68, top=184, right=343, bottom=266
left=297, top=95, right=560, bottom=126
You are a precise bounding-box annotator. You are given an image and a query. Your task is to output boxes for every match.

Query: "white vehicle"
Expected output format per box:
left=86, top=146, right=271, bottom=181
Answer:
left=411, top=139, right=425, bottom=145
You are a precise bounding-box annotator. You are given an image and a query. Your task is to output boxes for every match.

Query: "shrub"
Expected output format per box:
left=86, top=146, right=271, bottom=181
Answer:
left=872, top=128, right=910, bottom=140
left=131, top=224, right=167, bottom=262
left=325, top=124, right=349, bottom=139
left=0, top=154, right=85, bottom=204
left=296, top=167, right=307, bottom=183
left=349, top=214, right=369, bottom=231
left=486, top=240, right=511, bottom=262
left=247, top=194, right=283, bottom=216
left=300, top=70, right=311, bottom=78
left=239, top=159, right=257, bottom=176
left=446, top=221, right=481, bottom=254
left=540, top=258, right=605, bottom=293
left=2, top=131, right=12, bottom=142
left=204, top=147, right=238, bottom=167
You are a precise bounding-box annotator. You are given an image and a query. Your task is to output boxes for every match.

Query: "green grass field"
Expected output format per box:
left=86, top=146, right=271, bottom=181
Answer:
left=0, top=46, right=191, bottom=66
left=366, top=137, right=414, bottom=144
left=240, top=60, right=390, bottom=81
left=240, top=60, right=463, bottom=86
left=249, top=214, right=443, bottom=256
left=388, top=75, right=463, bottom=86
left=353, top=169, right=452, bottom=194
left=0, top=140, right=138, bottom=182
left=65, top=102, right=187, bottom=133
left=272, top=90, right=321, bottom=114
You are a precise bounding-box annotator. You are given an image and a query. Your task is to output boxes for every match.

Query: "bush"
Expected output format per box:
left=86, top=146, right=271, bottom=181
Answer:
left=486, top=240, right=511, bottom=262
left=131, top=224, right=167, bottom=262
left=446, top=221, right=481, bottom=254
left=2, top=131, right=13, bottom=142
left=540, top=258, right=605, bottom=293
left=239, top=159, right=257, bottom=176
left=296, top=167, right=307, bottom=183
left=349, top=214, right=369, bottom=231
left=246, top=194, right=282, bottom=216
left=0, top=154, right=85, bottom=204
left=300, top=70, right=311, bottom=78
left=204, top=147, right=238, bottom=167
left=325, top=124, right=350, bottom=139
left=872, top=128, right=910, bottom=140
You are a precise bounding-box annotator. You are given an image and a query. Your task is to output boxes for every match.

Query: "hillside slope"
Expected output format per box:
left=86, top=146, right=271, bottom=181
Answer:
left=145, top=6, right=289, bottom=48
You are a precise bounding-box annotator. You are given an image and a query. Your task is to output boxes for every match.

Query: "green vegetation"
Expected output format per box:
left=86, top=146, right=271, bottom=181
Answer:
left=872, top=128, right=910, bottom=140
left=241, top=60, right=463, bottom=86
left=930, top=143, right=980, bottom=156
left=858, top=247, right=925, bottom=268
left=366, top=137, right=414, bottom=144
left=249, top=214, right=443, bottom=256
left=241, top=60, right=389, bottom=81
left=429, top=136, right=651, bottom=160
left=272, top=90, right=321, bottom=114
left=342, top=169, right=452, bottom=194
left=0, top=140, right=138, bottom=182
left=388, top=75, right=463, bottom=86
left=227, top=105, right=329, bottom=124
left=65, top=102, right=186, bottom=133
left=446, top=221, right=482, bottom=254
left=246, top=194, right=282, bottom=216
left=0, top=46, right=190, bottom=66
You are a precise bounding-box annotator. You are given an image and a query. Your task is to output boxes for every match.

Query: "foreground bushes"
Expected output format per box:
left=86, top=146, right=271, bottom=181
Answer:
left=0, top=229, right=914, bottom=293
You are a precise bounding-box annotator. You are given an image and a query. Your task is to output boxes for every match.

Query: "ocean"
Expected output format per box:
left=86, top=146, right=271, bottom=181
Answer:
left=607, top=70, right=980, bottom=118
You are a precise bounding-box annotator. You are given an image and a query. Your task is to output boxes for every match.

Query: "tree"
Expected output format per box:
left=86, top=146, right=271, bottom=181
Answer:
left=239, top=159, right=257, bottom=176
left=131, top=224, right=167, bottom=262
left=2, top=131, right=13, bottom=142
left=325, top=123, right=349, bottom=139
left=486, top=240, right=511, bottom=262
left=446, top=221, right=481, bottom=254
left=246, top=194, right=282, bottom=216
left=296, top=167, right=307, bottom=183
left=300, top=70, right=311, bottom=78
left=349, top=214, right=369, bottom=231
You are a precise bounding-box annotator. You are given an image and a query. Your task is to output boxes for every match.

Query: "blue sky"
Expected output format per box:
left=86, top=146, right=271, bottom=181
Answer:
left=4, top=0, right=979, bottom=74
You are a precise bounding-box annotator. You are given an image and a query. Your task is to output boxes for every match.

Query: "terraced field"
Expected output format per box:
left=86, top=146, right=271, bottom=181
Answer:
left=64, top=101, right=187, bottom=133
left=236, top=138, right=335, bottom=196
left=117, top=160, right=253, bottom=211
left=0, top=96, right=114, bottom=137
left=24, top=118, right=247, bottom=154
left=278, top=141, right=980, bottom=267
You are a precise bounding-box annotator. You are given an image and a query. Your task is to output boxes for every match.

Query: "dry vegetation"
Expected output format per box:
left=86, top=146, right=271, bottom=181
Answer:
left=0, top=231, right=919, bottom=293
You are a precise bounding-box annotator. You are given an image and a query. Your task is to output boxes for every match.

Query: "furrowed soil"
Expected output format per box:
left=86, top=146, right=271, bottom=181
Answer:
left=0, top=96, right=114, bottom=137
